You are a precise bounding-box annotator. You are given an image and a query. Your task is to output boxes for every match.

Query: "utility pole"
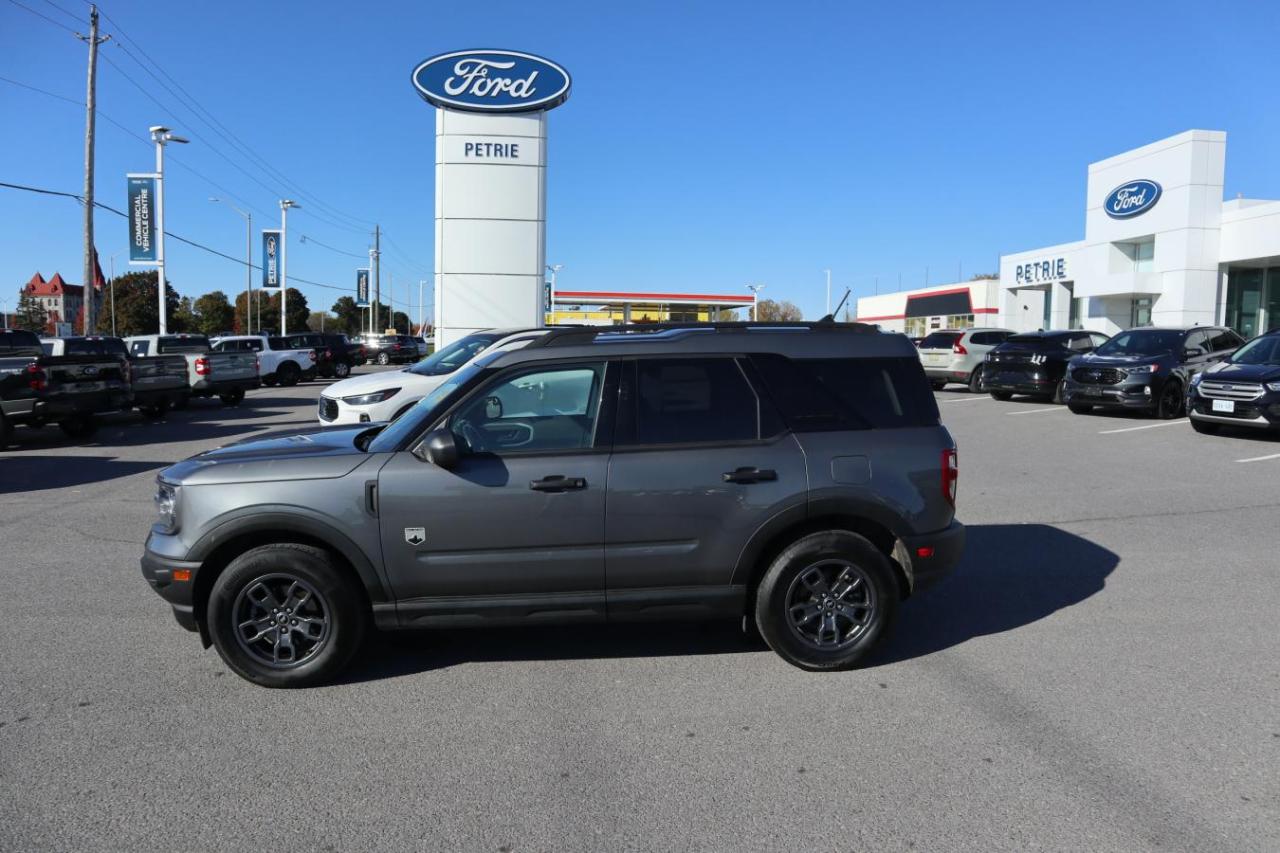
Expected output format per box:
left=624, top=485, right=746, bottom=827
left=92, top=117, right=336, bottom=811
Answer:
left=389, top=271, right=395, bottom=332
left=418, top=279, right=427, bottom=336
left=78, top=6, right=109, bottom=335
left=372, top=225, right=381, bottom=333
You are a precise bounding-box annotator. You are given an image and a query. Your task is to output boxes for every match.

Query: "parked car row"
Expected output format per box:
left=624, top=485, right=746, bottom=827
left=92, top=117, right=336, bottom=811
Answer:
left=921, top=322, right=1279, bottom=433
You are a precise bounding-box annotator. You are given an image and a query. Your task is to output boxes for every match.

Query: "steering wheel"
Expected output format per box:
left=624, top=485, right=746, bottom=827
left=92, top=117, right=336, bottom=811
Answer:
left=457, top=420, right=488, bottom=454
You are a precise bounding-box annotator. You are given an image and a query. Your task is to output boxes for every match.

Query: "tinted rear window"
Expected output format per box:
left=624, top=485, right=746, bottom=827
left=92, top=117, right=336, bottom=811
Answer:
left=157, top=335, right=211, bottom=353
left=920, top=332, right=961, bottom=349
left=1, top=330, right=43, bottom=353
left=751, top=355, right=939, bottom=430
left=64, top=338, right=127, bottom=356
left=1006, top=334, right=1071, bottom=348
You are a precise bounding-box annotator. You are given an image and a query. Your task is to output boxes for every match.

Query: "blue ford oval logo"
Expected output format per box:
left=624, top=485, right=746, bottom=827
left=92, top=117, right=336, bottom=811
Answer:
left=411, top=50, right=571, bottom=114
left=1104, top=179, right=1162, bottom=219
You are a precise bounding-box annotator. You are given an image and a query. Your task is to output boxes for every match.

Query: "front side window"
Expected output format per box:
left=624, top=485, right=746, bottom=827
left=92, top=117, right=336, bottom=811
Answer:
left=1229, top=334, right=1280, bottom=366
left=628, top=358, right=762, bottom=446
left=1183, top=330, right=1211, bottom=355
left=450, top=363, right=606, bottom=455
left=129, top=340, right=150, bottom=356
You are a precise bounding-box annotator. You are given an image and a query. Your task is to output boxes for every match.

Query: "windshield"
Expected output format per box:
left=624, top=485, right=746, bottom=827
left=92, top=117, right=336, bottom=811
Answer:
left=1229, top=334, right=1280, bottom=366
left=406, top=333, right=498, bottom=377
left=367, top=357, right=495, bottom=453
left=158, top=335, right=211, bottom=353
left=1095, top=330, right=1182, bottom=357
left=920, top=332, right=961, bottom=349
left=1006, top=334, right=1070, bottom=348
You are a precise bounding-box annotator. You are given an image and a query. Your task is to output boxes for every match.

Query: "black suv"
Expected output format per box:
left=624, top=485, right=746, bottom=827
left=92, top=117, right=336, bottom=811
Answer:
left=1187, top=329, right=1280, bottom=434
left=140, top=322, right=964, bottom=686
left=1063, top=326, right=1244, bottom=418
left=984, top=330, right=1111, bottom=403
left=363, top=334, right=421, bottom=365
left=279, top=333, right=363, bottom=379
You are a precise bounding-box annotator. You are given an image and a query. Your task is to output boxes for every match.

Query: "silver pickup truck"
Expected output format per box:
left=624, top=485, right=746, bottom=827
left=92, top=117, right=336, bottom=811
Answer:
left=124, top=333, right=260, bottom=406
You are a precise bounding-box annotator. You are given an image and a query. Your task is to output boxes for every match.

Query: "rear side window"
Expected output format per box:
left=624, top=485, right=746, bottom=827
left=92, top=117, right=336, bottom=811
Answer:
left=129, top=340, right=150, bottom=356
left=2, top=330, right=43, bottom=354
left=1206, top=329, right=1242, bottom=352
left=751, top=355, right=940, bottom=431
left=920, top=332, right=961, bottom=349
left=625, top=358, right=767, bottom=445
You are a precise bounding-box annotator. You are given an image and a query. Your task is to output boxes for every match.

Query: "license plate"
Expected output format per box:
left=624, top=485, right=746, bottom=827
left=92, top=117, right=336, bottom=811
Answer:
left=1082, top=385, right=1102, bottom=396
left=925, top=354, right=946, bottom=365
left=1212, top=399, right=1235, bottom=413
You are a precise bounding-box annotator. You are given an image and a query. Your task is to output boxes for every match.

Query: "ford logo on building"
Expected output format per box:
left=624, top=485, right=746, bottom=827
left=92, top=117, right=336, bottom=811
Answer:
left=1104, top=179, right=1162, bottom=219
left=411, top=50, right=571, bottom=114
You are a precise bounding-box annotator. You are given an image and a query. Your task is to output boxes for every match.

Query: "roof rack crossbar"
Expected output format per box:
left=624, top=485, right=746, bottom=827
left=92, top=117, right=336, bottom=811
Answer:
left=527, top=320, right=877, bottom=348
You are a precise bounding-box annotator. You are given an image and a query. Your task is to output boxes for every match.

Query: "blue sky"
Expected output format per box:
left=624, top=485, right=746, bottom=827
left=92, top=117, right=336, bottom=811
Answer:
left=2, top=0, right=1278, bottom=321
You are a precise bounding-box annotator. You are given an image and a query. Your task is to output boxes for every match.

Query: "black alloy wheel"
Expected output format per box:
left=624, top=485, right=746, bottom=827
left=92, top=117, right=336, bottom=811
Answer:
left=968, top=368, right=985, bottom=394
left=1155, top=380, right=1184, bottom=419
left=220, top=388, right=245, bottom=406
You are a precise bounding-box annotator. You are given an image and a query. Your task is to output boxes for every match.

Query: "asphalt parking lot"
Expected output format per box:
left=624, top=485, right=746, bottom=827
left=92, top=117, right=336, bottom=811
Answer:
left=1, top=375, right=1277, bottom=852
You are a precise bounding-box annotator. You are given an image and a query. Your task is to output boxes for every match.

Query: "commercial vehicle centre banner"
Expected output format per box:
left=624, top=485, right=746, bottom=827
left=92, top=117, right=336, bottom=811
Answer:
left=262, top=229, right=282, bottom=289
left=126, top=174, right=158, bottom=264
left=356, top=268, right=370, bottom=307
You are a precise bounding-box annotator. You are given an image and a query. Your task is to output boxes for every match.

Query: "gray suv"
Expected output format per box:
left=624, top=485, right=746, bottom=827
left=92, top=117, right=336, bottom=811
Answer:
left=140, top=323, right=964, bottom=687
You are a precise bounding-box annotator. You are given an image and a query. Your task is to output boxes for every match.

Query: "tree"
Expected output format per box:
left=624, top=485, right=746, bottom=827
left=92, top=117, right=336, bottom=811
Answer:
left=754, top=299, right=803, bottom=321
left=95, top=271, right=179, bottom=336
left=969, top=273, right=999, bottom=281
left=172, top=296, right=197, bottom=333
left=306, top=311, right=335, bottom=332
left=233, top=290, right=269, bottom=335
left=281, top=288, right=309, bottom=334
left=331, top=296, right=362, bottom=335
left=193, top=291, right=235, bottom=336
left=14, top=291, right=48, bottom=333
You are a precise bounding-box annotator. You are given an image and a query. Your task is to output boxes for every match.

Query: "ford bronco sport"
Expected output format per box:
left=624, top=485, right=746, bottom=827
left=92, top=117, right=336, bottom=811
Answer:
left=140, top=323, right=964, bottom=687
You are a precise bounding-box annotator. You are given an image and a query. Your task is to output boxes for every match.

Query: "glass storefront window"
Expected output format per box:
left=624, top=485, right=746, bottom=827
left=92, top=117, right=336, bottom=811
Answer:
left=1266, top=268, right=1280, bottom=333
left=1226, top=268, right=1266, bottom=338
left=1131, top=297, right=1153, bottom=327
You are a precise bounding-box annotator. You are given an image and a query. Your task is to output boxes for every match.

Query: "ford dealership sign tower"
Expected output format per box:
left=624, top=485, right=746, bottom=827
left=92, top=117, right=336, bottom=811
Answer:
left=412, top=50, right=572, bottom=346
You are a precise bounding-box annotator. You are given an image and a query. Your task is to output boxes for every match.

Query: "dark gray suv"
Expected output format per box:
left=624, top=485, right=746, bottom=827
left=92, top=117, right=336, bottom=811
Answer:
left=140, top=323, right=964, bottom=686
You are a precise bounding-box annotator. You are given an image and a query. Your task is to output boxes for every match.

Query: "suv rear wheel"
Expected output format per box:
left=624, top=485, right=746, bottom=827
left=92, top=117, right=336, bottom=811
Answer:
left=207, top=543, right=367, bottom=688
left=333, top=361, right=351, bottom=379
left=755, top=530, right=898, bottom=672
left=967, top=368, right=985, bottom=393
left=376, top=351, right=391, bottom=366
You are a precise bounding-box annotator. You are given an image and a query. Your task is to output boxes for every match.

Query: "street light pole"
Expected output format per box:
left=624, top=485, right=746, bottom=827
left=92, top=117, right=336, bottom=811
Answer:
left=279, top=200, right=299, bottom=335
left=108, top=252, right=117, bottom=336
left=746, top=283, right=766, bottom=321
left=150, top=126, right=187, bottom=334
left=211, top=198, right=252, bottom=334
left=546, top=264, right=563, bottom=326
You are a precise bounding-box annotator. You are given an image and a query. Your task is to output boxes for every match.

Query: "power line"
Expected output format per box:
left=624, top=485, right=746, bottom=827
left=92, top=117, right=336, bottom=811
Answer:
left=299, top=234, right=368, bottom=260
left=5, top=0, right=78, bottom=33
left=39, top=0, right=82, bottom=23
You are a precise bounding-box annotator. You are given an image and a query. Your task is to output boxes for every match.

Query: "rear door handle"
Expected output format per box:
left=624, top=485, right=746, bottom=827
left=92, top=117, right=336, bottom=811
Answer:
left=723, top=467, right=777, bottom=484
left=529, top=475, right=587, bottom=493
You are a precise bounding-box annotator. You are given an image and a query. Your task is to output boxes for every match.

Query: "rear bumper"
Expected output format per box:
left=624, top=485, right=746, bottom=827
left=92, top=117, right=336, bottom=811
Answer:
left=140, top=546, right=201, bottom=632
left=900, top=520, right=965, bottom=594
left=1, top=397, right=44, bottom=423
left=43, top=387, right=130, bottom=417
left=192, top=376, right=261, bottom=396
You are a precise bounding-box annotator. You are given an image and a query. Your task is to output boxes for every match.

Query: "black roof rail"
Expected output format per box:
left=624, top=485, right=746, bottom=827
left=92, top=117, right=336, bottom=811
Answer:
left=526, top=320, right=879, bottom=348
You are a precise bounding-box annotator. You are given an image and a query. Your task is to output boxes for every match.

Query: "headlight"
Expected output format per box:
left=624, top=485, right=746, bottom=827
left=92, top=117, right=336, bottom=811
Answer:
left=1126, top=364, right=1159, bottom=375
left=1190, top=373, right=1203, bottom=386
left=342, top=387, right=400, bottom=406
left=1266, top=381, right=1280, bottom=392
left=154, top=478, right=180, bottom=534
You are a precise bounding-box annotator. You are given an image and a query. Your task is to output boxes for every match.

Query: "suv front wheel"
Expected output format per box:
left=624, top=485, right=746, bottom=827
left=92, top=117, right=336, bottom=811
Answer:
left=207, top=543, right=367, bottom=688
left=755, top=530, right=898, bottom=672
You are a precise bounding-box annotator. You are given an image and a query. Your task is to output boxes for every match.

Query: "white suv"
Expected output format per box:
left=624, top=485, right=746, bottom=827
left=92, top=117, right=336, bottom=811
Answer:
left=317, top=328, right=544, bottom=425
left=918, top=328, right=1014, bottom=392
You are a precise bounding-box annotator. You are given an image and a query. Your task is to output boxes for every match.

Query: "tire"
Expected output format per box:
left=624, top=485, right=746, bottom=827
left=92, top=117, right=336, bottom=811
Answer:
left=58, top=415, right=97, bottom=439
left=1155, top=380, right=1183, bottom=420
left=989, top=390, right=1013, bottom=401
left=1068, top=403, right=1093, bottom=415
left=220, top=388, right=245, bottom=407
left=262, top=377, right=278, bottom=388
left=967, top=368, right=985, bottom=394
left=0, top=411, right=11, bottom=448
left=206, top=543, right=367, bottom=688
left=277, top=362, right=300, bottom=387
left=139, top=398, right=170, bottom=420
left=1190, top=418, right=1220, bottom=435
left=333, top=361, right=351, bottom=379
left=171, top=395, right=189, bottom=411
left=754, top=530, right=898, bottom=672
left=376, top=351, right=390, bottom=366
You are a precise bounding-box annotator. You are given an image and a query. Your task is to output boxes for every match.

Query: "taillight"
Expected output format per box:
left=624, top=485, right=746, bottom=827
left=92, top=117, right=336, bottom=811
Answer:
left=308, top=350, right=317, bottom=362
left=122, top=360, right=131, bottom=384
left=255, top=356, right=261, bottom=373
left=942, top=449, right=958, bottom=507
left=194, top=357, right=210, bottom=376
left=953, top=341, right=968, bottom=355
left=324, top=348, right=332, bottom=359
left=26, top=363, right=46, bottom=392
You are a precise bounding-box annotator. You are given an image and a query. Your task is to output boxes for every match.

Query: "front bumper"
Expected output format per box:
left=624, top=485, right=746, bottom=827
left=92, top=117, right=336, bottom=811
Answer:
left=140, top=545, right=202, bottom=632
left=1063, top=377, right=1156, bottom=410
left=1188, top=390, right=1280, bottom=429
left=899, top=520, right=965, bottom=594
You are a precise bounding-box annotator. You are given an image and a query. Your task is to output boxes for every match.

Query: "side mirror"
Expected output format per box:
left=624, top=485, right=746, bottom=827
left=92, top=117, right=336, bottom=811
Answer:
left=483, top=395, right=503, bottom=419
left=423, top=428, right=459, bottom=469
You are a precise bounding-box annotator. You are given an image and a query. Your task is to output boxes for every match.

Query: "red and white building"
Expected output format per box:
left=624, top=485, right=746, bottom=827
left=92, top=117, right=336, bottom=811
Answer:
left=20, top=271, right=104, bottom=335
left=854, top=279, right=1002, bottom=337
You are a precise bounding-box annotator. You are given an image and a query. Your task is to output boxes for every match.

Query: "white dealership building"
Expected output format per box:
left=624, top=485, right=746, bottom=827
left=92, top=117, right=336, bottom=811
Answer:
left=858, top=130, right=1280, bottom=339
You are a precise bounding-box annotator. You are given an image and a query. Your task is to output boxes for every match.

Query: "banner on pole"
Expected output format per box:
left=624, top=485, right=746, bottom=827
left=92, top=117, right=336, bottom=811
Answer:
left=126, top=174, right=158, bottom=264
left=262, top=230, right=282, bottom=289
left=356, top=268, right=370, bottom=307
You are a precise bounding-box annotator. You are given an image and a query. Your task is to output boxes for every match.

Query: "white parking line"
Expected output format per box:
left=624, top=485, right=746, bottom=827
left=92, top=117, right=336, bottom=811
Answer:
left=943, top=396, right=992, bottom=403
left=1006, top=406, right=1067, bottom=416
left=1098, top=420, right=1186, bottom=434
left=1236, top=452, right=1280, bottom=463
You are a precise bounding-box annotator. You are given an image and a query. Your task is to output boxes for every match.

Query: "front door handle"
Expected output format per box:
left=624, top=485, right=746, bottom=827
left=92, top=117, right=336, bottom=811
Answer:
left=529, top=475, right=587, bottom=493
left=723, top=467, right=778, bottom=484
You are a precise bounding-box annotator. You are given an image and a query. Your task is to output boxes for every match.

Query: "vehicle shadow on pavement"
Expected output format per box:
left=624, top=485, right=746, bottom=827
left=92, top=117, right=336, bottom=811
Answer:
left=342, top=621, right=768, bottom=682
left=0, top=455, right=172, bottom=493
left=872, top=523, right=1118, bottom=665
